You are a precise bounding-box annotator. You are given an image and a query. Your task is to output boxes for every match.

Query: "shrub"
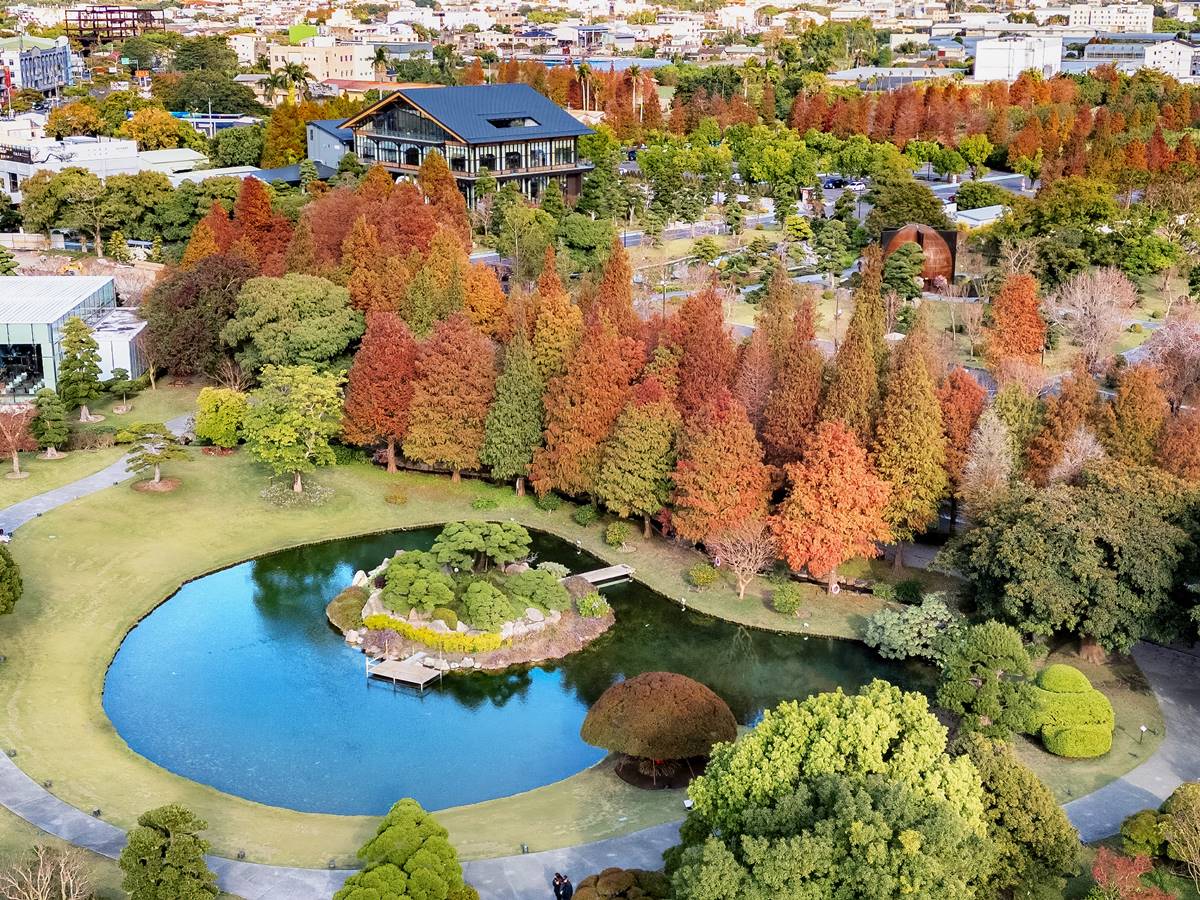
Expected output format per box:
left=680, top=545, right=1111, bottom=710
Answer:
left=462, top=580, right=511, bottom=632
left=573, top=505, right=600, bottom=526
left=1038, top=663, right=1092, bottom=694
left=576, top=868, right=672, bottom=900
left=577, top=590, right=611, bottom=618
left=864, top=593, right=964, bottom=666
left=119, top=805, right=217, bottom=900
left=66, top=430, right=115, bottom=451
left=384, top=487, right=408, bottom=506
left=382, top=552, right=455, bottom=613
left=894, top=579, right=924, bottom=604
left=363, top=614, right=504, bottom=654
left=327, top=586, right=368, bottom=632
left=1121, top=809, right=1167, bottom=858
left=537, top=561, right=570, bottom=578
left=194, top=386, right=247, bottom=448
left=1043, top=724, right=1112, bottom=758
left=1130, top=322, right=1144, bottom=334
left=535, top=492, right=562, bottom=511
left=937, top=621, right=1035, bottom=739
left=431, top=607, right=458, bottom=630
left=471, top=496, right=499, bottom=510
left=259, top=480, right=333, bottom=507
left=505, top=568, right=571, bottom=612
left=688, top=563, right=719, bottom=589
left=581, top=672, right=738, bottom=760
left=872, top=582, right=896, bottom=601
left=0, top=545, right=21, bottom=616
left=331, top=443, right=368, bottom=465
left=605, top=521, right=630, bottom=548
left=772, top=581, right=805, bottom=615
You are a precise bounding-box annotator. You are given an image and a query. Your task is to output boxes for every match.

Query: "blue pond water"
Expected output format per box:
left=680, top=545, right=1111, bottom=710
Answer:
left=103, top=528, right=928, bottom=816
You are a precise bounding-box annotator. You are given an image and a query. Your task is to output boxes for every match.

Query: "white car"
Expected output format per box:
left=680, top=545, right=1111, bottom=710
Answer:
left=846, top=179, right=868, bottom=192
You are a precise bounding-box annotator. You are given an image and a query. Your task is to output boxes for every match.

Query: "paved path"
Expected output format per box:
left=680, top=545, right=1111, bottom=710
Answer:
left=3, top=440, right=1200, bottom=898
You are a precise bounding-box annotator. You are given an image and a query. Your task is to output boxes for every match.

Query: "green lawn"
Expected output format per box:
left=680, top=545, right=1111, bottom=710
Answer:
left=0, top=444, right=1167, bottom=869
left=0, top=807, right=126, bottom=900
left=77, top=381, right=201, bottom=434
left=1, top=447, right=125, bottom=506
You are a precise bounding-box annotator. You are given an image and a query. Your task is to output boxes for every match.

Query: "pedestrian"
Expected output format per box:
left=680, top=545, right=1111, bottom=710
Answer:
left=0, top=529, right=9, bottom=544
left=552, top=872, right=563, bottom=899
left=560, top=874, right=574, bottom=900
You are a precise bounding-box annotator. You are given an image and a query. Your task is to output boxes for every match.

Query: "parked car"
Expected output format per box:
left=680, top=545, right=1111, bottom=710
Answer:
left=846, top=179, right=868, bottom=192
left=822, top=176, right=847, bottom=189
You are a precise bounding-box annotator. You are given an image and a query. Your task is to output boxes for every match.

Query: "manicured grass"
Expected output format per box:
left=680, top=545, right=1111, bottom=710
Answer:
left=1, top=447, right=125, bottom=506
left=78, top=382, right=201, bottom=434
left=1016, top=648, right=1165, bottom=803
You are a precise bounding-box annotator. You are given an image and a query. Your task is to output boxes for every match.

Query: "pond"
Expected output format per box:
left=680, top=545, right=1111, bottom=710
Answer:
left=103, top=528, right=932, bottom=816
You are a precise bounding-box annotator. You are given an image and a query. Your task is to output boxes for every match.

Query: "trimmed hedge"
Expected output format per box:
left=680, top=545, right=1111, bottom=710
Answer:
left=773, top=582, right=805, bottom=615
left=1043, top=724, right=1112, bottom=758
left=363, top=614, right=504, bottom=654
left=1028, top=685, right=1115, bottom=732
left=326, top=586, right=368, bottom=632
left=1037, top=663, right=1092, bottom=694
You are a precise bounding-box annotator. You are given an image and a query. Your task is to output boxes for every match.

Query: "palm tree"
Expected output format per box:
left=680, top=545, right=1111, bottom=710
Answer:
left=577, top=62, right=592, bottom=112
left=627, top=64, right=641, bottom=122
left=278, top=62, right=314, bottom=103
left=373, top=46, right=390, bottom=80
left=261, top=71, right=289, bottom=106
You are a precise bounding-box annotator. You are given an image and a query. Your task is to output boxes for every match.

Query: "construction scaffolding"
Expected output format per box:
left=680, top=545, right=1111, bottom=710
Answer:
left=64, top=6, right=166, bottom=55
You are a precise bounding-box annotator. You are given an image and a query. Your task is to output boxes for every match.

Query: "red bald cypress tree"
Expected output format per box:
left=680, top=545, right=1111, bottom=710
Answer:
left=377, top=181, right=438, bottom=257
left=1158, top=408, right=1200, bottom=481
left=988, top=273, right=1046, bottom=367
left=1025, top=361, right=1097, bottom=484
left=669, top=284, right=736, bottom=421
left=592, top=237, right=641, bottom=340
left=403, top=313, right=496, bottom=481
left=734, top=328, right=775, bottom=432
left=532, top=249, right=583, bottom=382
left=232, top=177, right=293, bottom=276
left=418, top=149, right=471, bottom=249
left=342, top=311, right=417, bottom=472
left=761, top=308, right=825, bottom=465
left=671, top=389, right=770, bottom=544
left=531, top=313, right=644, bottom=497
left=936, top=367, right=986, bottom=530
left=200, top=200, right=236, bottom=251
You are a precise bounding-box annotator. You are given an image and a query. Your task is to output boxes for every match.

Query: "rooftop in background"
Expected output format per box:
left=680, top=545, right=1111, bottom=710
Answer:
left=0, top=35, right=61, bottom=50
left=309, top=119, right=353, bottom=141
left=342, top=83, right=593, bottom=143
left=251, top=161, right=337, bottom=184
left=0, top=276, right=115, bottom=325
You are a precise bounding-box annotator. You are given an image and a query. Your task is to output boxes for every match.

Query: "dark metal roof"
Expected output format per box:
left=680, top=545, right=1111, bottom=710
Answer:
left=344, top=84, right=593, bottom=144
left=250, top=162, right=337, bottom=184
left=308, top=118, right=353, bottom=141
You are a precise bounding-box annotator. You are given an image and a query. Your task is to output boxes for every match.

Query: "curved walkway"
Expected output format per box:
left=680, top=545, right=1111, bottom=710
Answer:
left=1, top=454, right=1199, bottom=897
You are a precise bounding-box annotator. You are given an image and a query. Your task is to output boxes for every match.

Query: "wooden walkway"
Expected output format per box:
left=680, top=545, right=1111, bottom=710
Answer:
left=366, top=652, right=442, bottom=692
left=574, top=564, right=634, bottom=587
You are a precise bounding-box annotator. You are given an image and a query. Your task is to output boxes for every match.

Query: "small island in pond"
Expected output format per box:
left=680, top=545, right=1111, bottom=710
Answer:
left=326, top=521, right=618, bottom=673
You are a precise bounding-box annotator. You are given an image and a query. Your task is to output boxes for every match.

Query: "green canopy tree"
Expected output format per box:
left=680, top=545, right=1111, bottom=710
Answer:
left=595, top=376, right=681, bottom=537
left=243, top=364, right=345, bottom=493
left=429, top=521, right=531, bottom=572
left=194, top=387, right=248, bottom=449
left=30, top=388, right=69, bottom=457
left=959, top=734, right=1081, bottom=898
left=57, top=316, right=103, bottom=421
left=480, top=330, right=544, bottom=495
left=118, top=804, right=218, bottom=900
left=937, top=621, right=1035, bottom=739
left=125, top=422, right=187, bottom=486
left=220, top=274, right=364, bottom=374
left=0, top=545, right=21, bottom=616
left=864, top=173, right=952, bottom=234
left=882, top=242, right=925, bottom=301
left=382, top=553, right=455, bottom=613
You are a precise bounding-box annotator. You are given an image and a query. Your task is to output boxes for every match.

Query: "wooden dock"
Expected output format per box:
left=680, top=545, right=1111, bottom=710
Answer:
left=575, top=564, right=634, bottom=587
left=366, top=652, right=443, bottom=692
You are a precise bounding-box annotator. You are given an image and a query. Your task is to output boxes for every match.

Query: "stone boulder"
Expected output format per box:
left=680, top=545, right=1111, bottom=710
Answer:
left=351, top=570, right=368, bottom=588
left=503, top=561, right=531, bottom=575
left=361, top=590, right=386, bottom=619
left=525, top=607, right=545, bottom=623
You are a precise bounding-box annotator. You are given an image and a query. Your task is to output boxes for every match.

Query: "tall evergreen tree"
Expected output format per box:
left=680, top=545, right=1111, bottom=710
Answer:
left=595, top=376, right=681, bottom=536
left=541, top=178, right=567, bottom=221
left=761, top=307, right=825, bottom=465
left=480, top=329, right=544, bottom=494
left=30, top=388, right=69, bottom=457
left=342, top=311, right=417, bottom=472
left=592, top=237, right=641, bottom=339
left=532, top=248, right=583, bottom=382
left=669, top=284, right=736, bottom=421
left=822, top=324, right=879, bottom=443
left=531, top=314, right=643, bottom=496
left=754, top=266, right=799, bottom=367
left=57, top=316, right=103, bottom=421
left=672, top=389, right=770, bottom=543
left=852, top=244, right=888, bottom=368
left=403, top=314, right=496, bottom=481
left=991, top=383, right=1044, bottom=475
left=873, top=328, right=948, bottom=569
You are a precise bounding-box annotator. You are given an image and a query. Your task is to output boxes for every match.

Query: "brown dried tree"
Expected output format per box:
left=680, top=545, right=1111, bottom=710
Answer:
left=0, top=845, right=91, bottom=900
left=1048, top=267, right=1137, bottom=371
left=706, top=519, right=776, bottom=601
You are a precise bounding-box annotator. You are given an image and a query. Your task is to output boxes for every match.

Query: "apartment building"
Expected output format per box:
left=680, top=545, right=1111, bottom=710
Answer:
left=268, top=39, right=375, bottom=82
left=973, top=35, right=1064, bottom=80
left=1067, top=3, right=1154, bottom=32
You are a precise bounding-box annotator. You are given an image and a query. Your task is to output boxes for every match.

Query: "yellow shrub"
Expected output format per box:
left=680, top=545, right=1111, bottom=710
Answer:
left=363, top=614, right=505, bottom=654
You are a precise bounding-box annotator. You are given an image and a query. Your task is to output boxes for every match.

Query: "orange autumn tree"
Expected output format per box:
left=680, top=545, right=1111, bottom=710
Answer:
left=668, top=283, right=736, bottom=421
left=342, top=311, right=417, bottom=472
left=1157, top=408, right=1200, bottom=481
left=403, top=313, right=496, bottom=481
left=671, top=388, right=770, bottom=543
left=418, top=149, right=471, bottom=249
left=592, top=237, right=641, bottom=340
left=1099, top=363, right=1169, bottom=465
left=772, top=420, right=891, bottom=593
left=532, top=249, right=584, bottom=382
left=761, top=303, right=825, bottom=465
left=341, top=215, right=388, bottom=312
left=937, top=367, right=986, bottom=526
left=531, top=312, right=643, bottom=497
left=1025, top=361, right=1097, bottom=484
left=232, top=177, right=293, bottom=276
left=463, top=263, right=510, bottom=339
left=179, top=219, right=220, bottom=270
left=988, top=273, right=1046, bottom=367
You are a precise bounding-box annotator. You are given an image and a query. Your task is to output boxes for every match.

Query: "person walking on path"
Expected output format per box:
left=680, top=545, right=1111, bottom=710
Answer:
left=560, top=875, right=574, bottom=899
left=553, top=873, right=564, bottom=899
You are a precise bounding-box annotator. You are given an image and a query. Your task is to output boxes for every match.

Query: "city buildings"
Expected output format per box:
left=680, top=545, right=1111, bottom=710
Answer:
left=973, top=35, right=1064, bottom=81
left=267, top=39, right=376, bottom=83
left=1067, top=3, right=1155, bottom=33
left=0, top=36, right=73, bottom=99
left=339, top=84, right=593, bottom=206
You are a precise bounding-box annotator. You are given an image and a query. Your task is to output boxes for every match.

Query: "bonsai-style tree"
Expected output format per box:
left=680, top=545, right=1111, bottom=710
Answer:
left=57, top=316, right=103, bottom=422
left=105, top=367, right=140, bottom=412
left=334, top=798, right=472, bottom=900
left=125, top=422, right=187, bottom=486
left=30, top=389, right=69, bottom=459
left=430, top=521, right=531, bottom=572
left=194, top=387, right=248, bottom=449
left=937, top=621, right=1034, bottom=739
left=381, top=553, right=455, bottom=614
left=0, top=406, right=37, bottom=478
left=118, top=804, right=218, bottom=900
left=581, top=672, right=737, bottom=769
left=0, top=545, right=21, bottom=615
left=243, top=364, right=345, bottom=493
left=462, top=580, right=511, bottom=632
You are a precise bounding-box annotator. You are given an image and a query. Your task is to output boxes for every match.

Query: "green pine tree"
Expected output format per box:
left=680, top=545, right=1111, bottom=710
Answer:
left=119, top=805, right=217, bottom=900
left=126, top=422, right=187, bottom=485
left=594, top=379, right=681, bottom=537
left=873, top=328, right=947, bottom=569
left=107, top=230, right=133, bottom=264
left=30, top=388, right=69, bottom=456
left=299, top=158, right=318, bottom=191
left=57, top=317, right=103, bottom=421
left=480, top=331, right=545, bottom=495
left=541, top=179, right=567, bottom=222
left=724, top=196, right=744, bottom=242
left=0, top=245, right=18, bottom=276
